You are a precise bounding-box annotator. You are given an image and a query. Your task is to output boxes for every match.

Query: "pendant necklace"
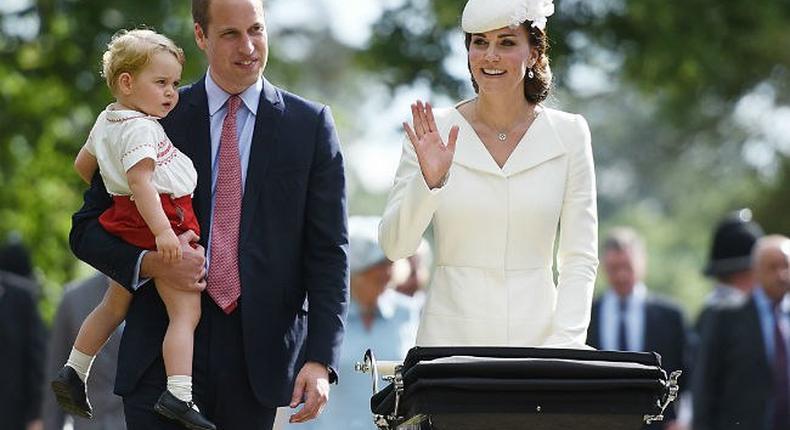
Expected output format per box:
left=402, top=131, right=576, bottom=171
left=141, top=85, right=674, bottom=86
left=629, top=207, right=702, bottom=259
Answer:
left=474, top=98, right=537, bottom=143
left=495, top=108, right=535, bottom=142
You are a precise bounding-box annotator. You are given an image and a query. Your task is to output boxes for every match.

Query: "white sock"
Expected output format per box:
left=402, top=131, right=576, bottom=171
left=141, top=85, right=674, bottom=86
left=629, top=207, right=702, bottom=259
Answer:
left=167, top=375, right=199, bottom=411
left=66, top=348, right=95, bottom=383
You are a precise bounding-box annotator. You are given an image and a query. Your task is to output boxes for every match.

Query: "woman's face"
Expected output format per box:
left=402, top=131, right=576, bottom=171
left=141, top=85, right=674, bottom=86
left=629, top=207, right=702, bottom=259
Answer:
left=468, top=25, right=537, bottom=96
left=352, top=261, right=392, bottom=309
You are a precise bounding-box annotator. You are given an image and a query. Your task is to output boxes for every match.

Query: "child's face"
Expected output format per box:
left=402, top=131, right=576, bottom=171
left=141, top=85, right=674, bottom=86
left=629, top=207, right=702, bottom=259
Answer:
left=123, top=51, right=182, bottom=118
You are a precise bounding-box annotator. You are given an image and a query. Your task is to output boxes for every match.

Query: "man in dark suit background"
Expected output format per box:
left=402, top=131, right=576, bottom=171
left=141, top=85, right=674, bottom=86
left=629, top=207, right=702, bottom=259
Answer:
left=68, top=0, right=349, bottom=428
left=42, top=273, right=126, bottom=430
left=0, top=270, right=46, bottom=430
left=693, top=234, right=790, bottom=430
left=587, top=227, right=688, bottom=430
left=696, top=209, right=764, bottom=334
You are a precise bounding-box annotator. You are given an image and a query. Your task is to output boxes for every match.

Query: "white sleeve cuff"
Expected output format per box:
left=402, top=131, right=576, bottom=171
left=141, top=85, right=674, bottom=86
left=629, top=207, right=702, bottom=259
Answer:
left=131, top=250, right=150, bottom=291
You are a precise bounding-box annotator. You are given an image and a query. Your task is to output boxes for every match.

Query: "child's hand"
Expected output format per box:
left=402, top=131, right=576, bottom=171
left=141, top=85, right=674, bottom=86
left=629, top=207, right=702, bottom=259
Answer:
left=156, top=229, right=182, bottom=263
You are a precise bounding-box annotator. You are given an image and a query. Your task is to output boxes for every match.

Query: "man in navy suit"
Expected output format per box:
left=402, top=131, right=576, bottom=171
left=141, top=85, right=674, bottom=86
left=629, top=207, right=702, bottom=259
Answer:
left=69, top=0, right=349, bottom=428
left=586, top=227, right=688, bottom=430
left=693, top=235, right=790, bottom=430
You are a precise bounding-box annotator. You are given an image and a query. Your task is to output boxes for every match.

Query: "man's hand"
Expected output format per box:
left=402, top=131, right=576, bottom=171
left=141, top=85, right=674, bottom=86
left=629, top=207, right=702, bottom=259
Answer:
left=26, top=419, right=43, bottom=430
left=141, top=230, right=206, bottom=292
left=289, top=361, right=331, bottom=423
left=664, top=420, right=686, bottom=430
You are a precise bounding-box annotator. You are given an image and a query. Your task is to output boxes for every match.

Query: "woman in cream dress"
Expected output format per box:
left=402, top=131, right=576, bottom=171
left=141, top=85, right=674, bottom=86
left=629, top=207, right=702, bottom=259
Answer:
left=379, top=0, right=598, bottom=349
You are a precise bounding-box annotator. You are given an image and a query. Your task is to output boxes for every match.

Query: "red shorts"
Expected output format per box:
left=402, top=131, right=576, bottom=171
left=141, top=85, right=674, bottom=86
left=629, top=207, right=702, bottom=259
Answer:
left=99, top=194, right=200, bottom=250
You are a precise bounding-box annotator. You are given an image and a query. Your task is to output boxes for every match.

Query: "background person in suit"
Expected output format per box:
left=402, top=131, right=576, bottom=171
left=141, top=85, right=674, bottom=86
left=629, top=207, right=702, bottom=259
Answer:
left=0, top=270, right=46, bottom=430
left=42, top=273, right=126, bottom=430
left=587, top=227, right=688, bottom=430
left=696, top=208, right=764, bottom=332
left=0, top=234, right=40, bottom=299
left=68, top=0, right=349, bottom=428
left=692, top=234, right=790, bottom=430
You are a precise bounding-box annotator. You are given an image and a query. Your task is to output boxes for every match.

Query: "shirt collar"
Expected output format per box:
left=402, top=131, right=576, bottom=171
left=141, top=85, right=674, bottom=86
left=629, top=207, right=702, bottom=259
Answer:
left=605, top=282, right=647, bottom=306
left=204, top=69, right=262, bottom=116
left=104, top=103, right=155, bottom=122
left=754, top=286, right=790, bottom=314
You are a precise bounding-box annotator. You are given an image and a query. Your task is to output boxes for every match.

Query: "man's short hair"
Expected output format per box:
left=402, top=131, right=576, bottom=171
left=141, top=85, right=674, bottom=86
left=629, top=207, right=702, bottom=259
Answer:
left=192, top=0, right=210, bottom=33
left=192, top=0, right=264, bottom=33
left=603, top=227, right=646, bottom=263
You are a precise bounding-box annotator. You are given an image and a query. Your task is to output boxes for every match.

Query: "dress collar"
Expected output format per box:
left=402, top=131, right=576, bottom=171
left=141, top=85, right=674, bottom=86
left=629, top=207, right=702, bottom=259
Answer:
left=449, top=101, right=566, bottom=177
left=604, top=282, right=647, bottom=308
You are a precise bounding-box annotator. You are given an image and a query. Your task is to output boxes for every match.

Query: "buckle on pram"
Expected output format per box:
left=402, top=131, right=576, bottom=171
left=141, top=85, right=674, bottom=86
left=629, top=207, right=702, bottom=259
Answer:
left=644, top=369, right=682, bottom=424
left=355, top=349, right=405, bottom=429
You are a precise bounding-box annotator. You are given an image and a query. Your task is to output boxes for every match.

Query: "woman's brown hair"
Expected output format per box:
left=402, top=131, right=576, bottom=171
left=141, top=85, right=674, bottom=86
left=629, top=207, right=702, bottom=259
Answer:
left=464, top=21, right=552, bottom=104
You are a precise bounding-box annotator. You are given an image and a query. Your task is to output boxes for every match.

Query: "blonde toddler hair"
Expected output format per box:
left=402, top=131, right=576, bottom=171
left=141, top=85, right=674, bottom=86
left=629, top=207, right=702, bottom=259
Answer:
left=101, top=29, right=185, bottom=95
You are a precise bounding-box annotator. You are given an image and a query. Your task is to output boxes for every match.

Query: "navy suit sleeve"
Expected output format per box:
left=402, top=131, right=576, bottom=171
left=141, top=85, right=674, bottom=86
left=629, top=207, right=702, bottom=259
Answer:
left=671, top=308, right=690, bottom=394
left=69, top=173, right=145, bottom=291
left=301, top=106, right=349, bottom=380
left=692, top=308, right=725, bottom=430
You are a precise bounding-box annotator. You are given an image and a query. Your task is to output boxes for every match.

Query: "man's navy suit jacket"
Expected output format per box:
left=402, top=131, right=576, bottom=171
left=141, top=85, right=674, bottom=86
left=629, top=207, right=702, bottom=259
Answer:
left=69, top=77, right=350, bottom=407
left=692, top=297, right=773, bottom=430
left=587, top=293, right=688, bottom=429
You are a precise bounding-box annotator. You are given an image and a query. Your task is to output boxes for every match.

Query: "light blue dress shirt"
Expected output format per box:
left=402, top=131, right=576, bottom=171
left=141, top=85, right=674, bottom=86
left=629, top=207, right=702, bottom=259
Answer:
left=600, top=282, right=647, bottom=351
left=204, top=71, right=261, bottom=270
left=752, top=287, right=790, bottom=367
left=131, top=71, right=262, bottom=288
left=300, top=290, right=419, bottom=430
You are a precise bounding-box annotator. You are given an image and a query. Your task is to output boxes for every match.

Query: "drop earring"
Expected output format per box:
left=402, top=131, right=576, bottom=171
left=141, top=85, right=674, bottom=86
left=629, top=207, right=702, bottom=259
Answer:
left=528, top=68, right=534, bottom=79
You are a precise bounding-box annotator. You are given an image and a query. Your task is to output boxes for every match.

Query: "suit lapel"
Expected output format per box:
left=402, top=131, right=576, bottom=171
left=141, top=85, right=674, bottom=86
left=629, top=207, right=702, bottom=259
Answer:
left=240, top=79, right=283, bottom=245
left=185, top=78, right=213, bottom=248
left=744, top=299, right=772, bottom=371
left=643, top=300, right=659, bottom=352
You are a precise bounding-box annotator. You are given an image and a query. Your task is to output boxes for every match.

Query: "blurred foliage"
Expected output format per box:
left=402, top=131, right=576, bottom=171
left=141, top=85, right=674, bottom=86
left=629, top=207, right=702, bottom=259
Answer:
left=1, top=0, right=788, bottom=323
left=0, top=0, right=199, bottom=320
left=359, top=0, right=790, bottom=317
left=0, top=0, right=362, bottom=321
left=362, top=0, right=790, bottom=128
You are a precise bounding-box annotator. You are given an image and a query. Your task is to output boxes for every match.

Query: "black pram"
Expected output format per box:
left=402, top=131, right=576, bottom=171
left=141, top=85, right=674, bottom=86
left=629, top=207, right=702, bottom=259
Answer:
left=357, top=346, right=681, bottom=430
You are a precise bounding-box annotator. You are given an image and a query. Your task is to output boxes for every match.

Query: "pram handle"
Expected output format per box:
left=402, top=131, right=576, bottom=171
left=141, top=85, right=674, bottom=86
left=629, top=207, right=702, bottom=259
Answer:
left=354, top=349, right=403, bottom=394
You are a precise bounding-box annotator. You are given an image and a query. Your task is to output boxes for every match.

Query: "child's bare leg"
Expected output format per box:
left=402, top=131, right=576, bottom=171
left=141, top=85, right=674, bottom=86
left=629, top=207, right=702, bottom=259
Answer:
left=73, top=280, right=131, bottom=355
left=155, top=279, right=201, bottom=399
left=153, top=282, right=214, bottom=430
left=67, top=280, right=130, bottom=381
left=52, top=279, right=130, bottom=418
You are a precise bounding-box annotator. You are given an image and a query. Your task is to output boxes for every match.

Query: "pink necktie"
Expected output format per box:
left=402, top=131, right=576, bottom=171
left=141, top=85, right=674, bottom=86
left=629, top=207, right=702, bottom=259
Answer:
left=207, top=95, right=242, bottom=314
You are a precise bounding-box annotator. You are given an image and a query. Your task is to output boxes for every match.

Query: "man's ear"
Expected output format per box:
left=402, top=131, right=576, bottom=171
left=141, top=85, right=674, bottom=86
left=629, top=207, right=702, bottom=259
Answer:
left=118, top=72, right=134, bottom=96
left=195, top=22, right=208, bottom=51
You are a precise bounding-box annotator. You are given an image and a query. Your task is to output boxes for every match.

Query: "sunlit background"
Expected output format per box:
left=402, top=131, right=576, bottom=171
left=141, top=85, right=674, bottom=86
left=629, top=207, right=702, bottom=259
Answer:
left=1, top=0, right=788, bottom=323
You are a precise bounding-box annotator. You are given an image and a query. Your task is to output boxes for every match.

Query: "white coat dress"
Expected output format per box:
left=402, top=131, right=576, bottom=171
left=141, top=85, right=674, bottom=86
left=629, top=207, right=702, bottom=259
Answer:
left=379, top=104, right=598, bottom=348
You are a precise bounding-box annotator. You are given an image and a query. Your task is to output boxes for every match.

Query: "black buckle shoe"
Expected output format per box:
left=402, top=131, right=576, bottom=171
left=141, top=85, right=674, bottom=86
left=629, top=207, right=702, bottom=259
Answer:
left=154, top=390, right=217, bottom=430
left=51, top=366, right=93, bottom=419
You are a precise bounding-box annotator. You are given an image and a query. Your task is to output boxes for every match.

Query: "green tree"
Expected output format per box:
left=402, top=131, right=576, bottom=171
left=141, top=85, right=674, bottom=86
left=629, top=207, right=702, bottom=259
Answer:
left=0, top=0, right=362, bottom=320
left=357, top=0, right=790, bottom=315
